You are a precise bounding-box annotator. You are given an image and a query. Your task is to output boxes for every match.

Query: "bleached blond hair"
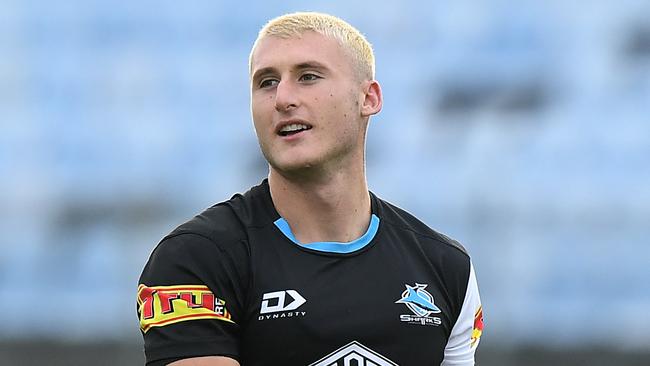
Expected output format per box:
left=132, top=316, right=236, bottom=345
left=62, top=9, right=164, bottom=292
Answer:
left=249, top=12, right=375, bottom=81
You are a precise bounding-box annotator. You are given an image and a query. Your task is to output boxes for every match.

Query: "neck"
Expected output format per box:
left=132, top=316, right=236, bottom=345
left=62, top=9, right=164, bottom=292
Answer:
left=268, top=164, right=371, bottom=244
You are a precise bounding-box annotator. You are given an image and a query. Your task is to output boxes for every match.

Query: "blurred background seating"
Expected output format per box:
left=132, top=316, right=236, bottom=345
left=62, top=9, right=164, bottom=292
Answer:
left=1, top=0, right=649, bottom=364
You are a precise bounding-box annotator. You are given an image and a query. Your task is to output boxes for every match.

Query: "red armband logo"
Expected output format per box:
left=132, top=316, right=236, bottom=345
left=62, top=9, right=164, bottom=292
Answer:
left=137, top=284, right=234, bottom=333
left=471, top=305, right=483, bottom=347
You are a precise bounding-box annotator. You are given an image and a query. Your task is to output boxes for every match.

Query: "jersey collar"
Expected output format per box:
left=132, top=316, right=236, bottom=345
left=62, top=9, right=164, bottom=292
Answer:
left=273, top=214, right=380, bottom=254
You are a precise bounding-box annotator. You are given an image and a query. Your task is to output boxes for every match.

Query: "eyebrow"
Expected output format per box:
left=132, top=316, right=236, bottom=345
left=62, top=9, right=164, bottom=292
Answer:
left=251, top=61, right=330, bottom=82
left=294, top=61, right=329, bottom=72
left=251, top=67, right=275, bottom=82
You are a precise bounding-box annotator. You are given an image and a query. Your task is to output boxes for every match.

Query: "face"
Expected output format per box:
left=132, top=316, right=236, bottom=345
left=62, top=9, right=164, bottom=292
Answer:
left=250, top=31, right=378, bottom=176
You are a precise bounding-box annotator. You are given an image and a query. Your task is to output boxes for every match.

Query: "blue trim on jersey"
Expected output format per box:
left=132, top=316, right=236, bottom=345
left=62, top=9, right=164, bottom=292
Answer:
left=273, top=214, right=380, bottom=254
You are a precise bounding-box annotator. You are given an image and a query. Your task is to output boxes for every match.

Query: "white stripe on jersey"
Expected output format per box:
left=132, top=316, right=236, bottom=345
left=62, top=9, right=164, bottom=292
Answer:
left=441, top=261, right=482, bottom=366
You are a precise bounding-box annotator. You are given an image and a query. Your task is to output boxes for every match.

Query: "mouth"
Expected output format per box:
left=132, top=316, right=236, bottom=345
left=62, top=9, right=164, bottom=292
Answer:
left=277, top=122, right=313, bottom=137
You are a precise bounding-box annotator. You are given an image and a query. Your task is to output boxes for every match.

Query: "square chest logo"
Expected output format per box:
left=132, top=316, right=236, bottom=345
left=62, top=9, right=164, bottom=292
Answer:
left=309, top=341, right=397, bottom=366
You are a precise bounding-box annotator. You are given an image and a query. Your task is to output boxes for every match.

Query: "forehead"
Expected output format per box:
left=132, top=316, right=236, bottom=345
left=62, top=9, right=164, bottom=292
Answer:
left=251, top=31, right=353, bottom=76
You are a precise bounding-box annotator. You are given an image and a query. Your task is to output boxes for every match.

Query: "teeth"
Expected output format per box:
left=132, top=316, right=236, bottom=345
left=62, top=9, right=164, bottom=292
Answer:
left=280, top=123, right=309, bottom=132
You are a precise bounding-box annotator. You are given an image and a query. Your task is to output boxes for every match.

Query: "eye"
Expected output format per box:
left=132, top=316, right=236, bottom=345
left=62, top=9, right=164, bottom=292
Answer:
left=299, top=73, right=321, bottom=82
left=259, top=78, right=279, bottom=88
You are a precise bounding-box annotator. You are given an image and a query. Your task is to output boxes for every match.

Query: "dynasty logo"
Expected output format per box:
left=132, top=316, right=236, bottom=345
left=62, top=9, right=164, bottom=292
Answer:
left=395, top=283, right=442, bottom=326
left=258, top=289, right=307, bottom=321
left=137, top=284, right=233, bottom=332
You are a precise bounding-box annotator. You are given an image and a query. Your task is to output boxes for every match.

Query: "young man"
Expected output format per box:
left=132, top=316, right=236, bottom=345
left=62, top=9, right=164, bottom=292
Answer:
left=137, top=12, right=483, bottom=366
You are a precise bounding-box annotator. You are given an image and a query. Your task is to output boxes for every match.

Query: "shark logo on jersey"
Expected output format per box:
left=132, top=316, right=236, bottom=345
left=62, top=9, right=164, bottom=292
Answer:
left=396, top=283, right=442, bottom=326
left=396, top=283, right=441, bottom=316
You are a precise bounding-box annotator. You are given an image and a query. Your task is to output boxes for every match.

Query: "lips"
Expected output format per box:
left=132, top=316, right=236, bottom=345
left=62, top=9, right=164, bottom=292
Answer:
left=276, top=121, right=313, bottom=137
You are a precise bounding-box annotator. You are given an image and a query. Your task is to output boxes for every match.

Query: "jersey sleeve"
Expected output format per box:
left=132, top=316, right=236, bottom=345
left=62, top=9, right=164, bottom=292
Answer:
left=441, top=261, right=483, bottom=366
left=136, top=233, right=248, bottom=365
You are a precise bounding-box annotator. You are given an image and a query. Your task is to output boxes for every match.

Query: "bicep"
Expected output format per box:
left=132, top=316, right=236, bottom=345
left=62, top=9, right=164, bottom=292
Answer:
left=138, top=234, right=248, bottom=364
left=169, top=356, right=240, bottom=366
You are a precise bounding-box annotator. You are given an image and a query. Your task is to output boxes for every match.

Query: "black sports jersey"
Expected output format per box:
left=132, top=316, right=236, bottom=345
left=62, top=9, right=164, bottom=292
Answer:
left=137, top=180, right=483, bottom=365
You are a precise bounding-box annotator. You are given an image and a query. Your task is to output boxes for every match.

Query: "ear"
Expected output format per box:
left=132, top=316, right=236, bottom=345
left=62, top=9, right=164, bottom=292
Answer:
left=361, top=80, right=382, bottom=117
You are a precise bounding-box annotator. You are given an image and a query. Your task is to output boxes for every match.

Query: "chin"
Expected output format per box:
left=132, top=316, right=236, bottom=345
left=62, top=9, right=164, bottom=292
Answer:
left=273, top=161, right=315, bottom=174
left=265, top=149, right=313, bottom=169
left=268, top=156, right=322, bottom=177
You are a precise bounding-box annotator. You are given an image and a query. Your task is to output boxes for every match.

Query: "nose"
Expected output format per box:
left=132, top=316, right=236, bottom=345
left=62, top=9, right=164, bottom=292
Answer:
left=274, top=79, right=299, bottom=112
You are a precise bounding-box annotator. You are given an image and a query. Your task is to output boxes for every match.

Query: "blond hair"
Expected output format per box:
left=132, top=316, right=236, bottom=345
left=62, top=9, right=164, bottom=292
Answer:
left=249, top=12, right=375, bottom=80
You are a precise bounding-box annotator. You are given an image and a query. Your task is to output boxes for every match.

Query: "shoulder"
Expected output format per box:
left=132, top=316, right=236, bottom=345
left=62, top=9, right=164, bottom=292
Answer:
left=145, top=181, right=277, bottom=275
left=160, top=180, right=275, bottom=252
left=139, top=183, right=275, bottom=289
left=375, top=197, right=471, bottom=278
left=374, top=194, right=470, bottom=262
left=165, top=201, right=248, bottom=248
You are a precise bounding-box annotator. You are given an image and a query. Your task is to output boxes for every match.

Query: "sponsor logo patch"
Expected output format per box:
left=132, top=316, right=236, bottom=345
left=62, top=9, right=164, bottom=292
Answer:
left=309, top=341, right=398, bottom=366
left=471, top=305, right=483, bottom=347
left=258, top=289, right=307, bottom=321
left=137, top=284, right=233, bottom=332
left=396, top=283, right=442, bottom=326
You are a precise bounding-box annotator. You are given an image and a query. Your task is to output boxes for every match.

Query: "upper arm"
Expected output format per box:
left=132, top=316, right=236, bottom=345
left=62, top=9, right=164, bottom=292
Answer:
left=441, top=261, right=484, bottom=366
left=169, top=356, right=241, bottom=366
left=137, top=233, right=248, bottom=365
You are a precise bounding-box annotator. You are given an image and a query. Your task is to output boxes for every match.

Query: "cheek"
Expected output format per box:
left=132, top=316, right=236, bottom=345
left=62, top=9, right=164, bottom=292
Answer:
left=251, top=98, right=271, bottom=125
left=251, top=116, right=269, bottom=145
